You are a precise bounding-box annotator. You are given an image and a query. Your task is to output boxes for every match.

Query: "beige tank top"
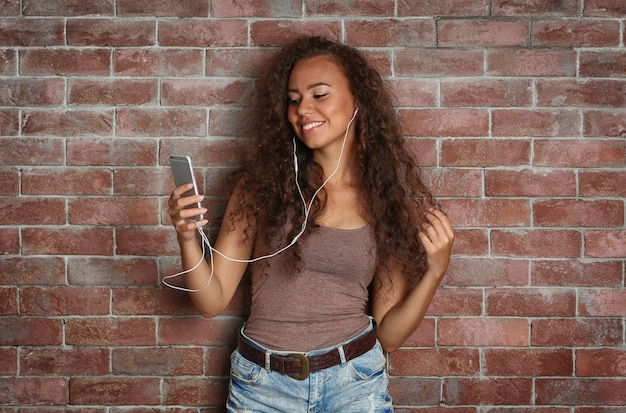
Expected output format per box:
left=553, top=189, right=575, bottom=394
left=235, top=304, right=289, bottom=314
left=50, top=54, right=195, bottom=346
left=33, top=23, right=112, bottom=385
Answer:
left=243, top=224, right=378, bottom=352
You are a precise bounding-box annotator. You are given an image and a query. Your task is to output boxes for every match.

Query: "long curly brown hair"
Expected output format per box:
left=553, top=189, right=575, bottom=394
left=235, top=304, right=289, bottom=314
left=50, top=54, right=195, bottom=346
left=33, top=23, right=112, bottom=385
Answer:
left=229, top=36, right=436, bottom=285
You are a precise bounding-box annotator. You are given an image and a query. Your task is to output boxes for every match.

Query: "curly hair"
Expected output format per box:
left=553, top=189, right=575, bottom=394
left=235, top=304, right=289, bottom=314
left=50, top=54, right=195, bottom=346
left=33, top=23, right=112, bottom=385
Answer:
left=229, top=36, right=437, bottom=285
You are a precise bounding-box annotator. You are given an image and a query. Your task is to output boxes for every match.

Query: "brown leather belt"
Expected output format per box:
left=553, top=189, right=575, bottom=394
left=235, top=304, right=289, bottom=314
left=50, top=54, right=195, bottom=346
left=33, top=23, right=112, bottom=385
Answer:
left=237, top=326, right=378, bottom=380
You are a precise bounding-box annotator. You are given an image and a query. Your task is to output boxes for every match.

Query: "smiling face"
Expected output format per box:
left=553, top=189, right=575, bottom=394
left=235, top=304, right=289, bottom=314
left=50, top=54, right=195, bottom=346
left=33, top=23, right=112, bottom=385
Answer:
left=287, top=55, right=358, bottom=152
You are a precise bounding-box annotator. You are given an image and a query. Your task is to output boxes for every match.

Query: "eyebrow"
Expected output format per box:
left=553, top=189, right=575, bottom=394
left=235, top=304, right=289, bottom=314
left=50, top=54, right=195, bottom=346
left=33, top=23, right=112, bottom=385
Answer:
left=288, top=82, right=331, bottom=93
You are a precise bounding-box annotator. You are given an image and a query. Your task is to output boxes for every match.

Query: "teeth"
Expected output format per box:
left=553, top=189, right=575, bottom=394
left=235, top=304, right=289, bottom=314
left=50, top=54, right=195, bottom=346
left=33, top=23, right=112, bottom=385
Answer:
left=302, top=121, right=323, bottom=131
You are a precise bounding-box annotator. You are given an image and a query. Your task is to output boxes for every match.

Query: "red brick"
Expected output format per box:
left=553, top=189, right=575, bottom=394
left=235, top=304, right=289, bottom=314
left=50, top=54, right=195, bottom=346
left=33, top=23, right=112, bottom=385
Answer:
left=0, top=287, right=17, bottom=315
left=532, top=260, right=623, bottom=287
left=0, top=109, right=19, bottom=135
left=115, top=48, right=204, bottom=77
left=159, top=19, right=247, bottom=47
left=398, top=0, right=489, bottom=16
left=206, top=48, right=275, bottom=77
left=23, top=109, right=113, bottom=137
left=22, top=167, right=112, bottom=195
left=426, top=288, right=483, bottom=316
left=579, top=289, right=626, bottom=317
left=585, top=230, right=626, bottom=258
left=309, top=0, right=395, bottom=16
left=117, top=0, right=208, bottom=17
left=346, top=19, right=435, bottom=47
left=0, top=18, right=64, bottom=46
left=113, top=167, right=173, bottom=197
left=580, top=51, right=626, bottom=78
left=486, top=288, right=576, bottom=317
left=112, top=347, right=204, bottom=375
left=21, top=287, right=110, bottom=315
left=161, top=78, right=254, bottom=106
left=0, top=137, right=64, bottom=165
left=70, top=377, right=160, bottom=405
left=22, top=0, right=114, bottom=16
left=441, top=138, right=530, bottom=167
left=250, top=20, right=342, bottom=46
left=117, top=108, right=207, bottom=137
left=214, top=0, right=303, bottom=17
left=537, top=79, right=626, bottom=107
left=400, top=109, right=489, bottom=137
left=0, top=78, right=64, bottom=106
left=532, top=19, right=620, bottom=47
left=488, top=48, right=577, bottom=77
left=534, top=139, right=625, bottom=168
left=584, top=110, right=626, bottom=137
left=163, top=377, right=229, bottom=406
left=493, top=0, right=579, bottom=16
left=442, top=79, right=532, bottom=107
left=492, top=229, right=581, bottom=258
left=445, top=257, right=529, bottom=287
left=0, top=228, right=19, bottom=254
left=0, top=167, right=19, bottom=194
left=534, top=199, right=624, bottom=227
left=66, top=318, right=156, bottom=346
left=443, top=378, right=532, bottom=405
left=389, top=348, right=479, bottom=376
left=116, top=227, right=178, bottom=256
left=536, top=378, right=626, bottom=405
left=486, top=169, right=576, bottom=197
left=584, top=0, right=626, bottom=16
left=449, top=229, right=489, bottom=256
left=484, top=348, right=573, bottom=376
left=0, top=257, right=66, bottom=285
left=206, top=348, right=233, bottom=376
left=443, top=199, right=530, bottom=227
left=580, top=170, right=626, bottom=197
left=0, top=1, right=20, bottom=15
left=439, top=318, right=529, bottom=346
left=423, top=168, right=482, bottom=197
left=67, top=18, right=155, bottom=46
left=398, top=318, right=436, bottom=347
left=69, top=79, right=158, bottom=106
left=0, top=377, right=67, bottom=405
left=161, top=136, right=250, bottom=166
left=387, top=79, right=438, bottom=107
left=0, top=318, right=63, bottom=345
left=359, top=49, right=393, bottom=77
left=20, top=48, right=110, bottom=75
left=404, top=138, right=437, bottom=167
left=158, top=316, right=242, bottom=346
left=577, top=349, right=626, bottom=376
left=532, top=318, right=623, bottom=346
left=0, top=347, right=17, bottom=374
left=0, top=197, right=66, bottom=225
left=207, top=109, right=252, bottom=137
left=438, top=18, right=529, bottom=47
left=0, top=49, right=15, bottom=76
left=67, top=138, right=157, bottom=166
left=22, top=227, right=114, bottom=256
left=67, top=257, right=157, bottom=286
left=69, top=197, right=159, bottom=226
left=388, top=377, right=441, bottom=405
left=493, top=109, right=580, bottom=137
left=113, top=288, right=198, bottom=316
left=395, top=48, right=484, bottom=77
left=21, top=347, right=110, bottom=375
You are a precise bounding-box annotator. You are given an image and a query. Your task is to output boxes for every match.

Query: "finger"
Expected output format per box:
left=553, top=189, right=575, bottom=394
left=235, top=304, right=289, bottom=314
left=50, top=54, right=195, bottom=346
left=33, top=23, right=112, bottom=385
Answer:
left=426, top=209, right=454, bottom=239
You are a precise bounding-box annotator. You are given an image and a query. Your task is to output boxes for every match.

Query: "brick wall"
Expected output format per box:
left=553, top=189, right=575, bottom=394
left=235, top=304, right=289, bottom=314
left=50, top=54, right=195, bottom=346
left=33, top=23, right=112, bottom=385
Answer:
left=1, top=0, right=625, bottom=411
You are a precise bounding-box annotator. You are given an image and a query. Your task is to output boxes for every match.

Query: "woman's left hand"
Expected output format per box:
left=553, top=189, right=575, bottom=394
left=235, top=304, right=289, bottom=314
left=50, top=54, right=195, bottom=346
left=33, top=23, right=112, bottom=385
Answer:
left=418, top=209, right=454, bottom=281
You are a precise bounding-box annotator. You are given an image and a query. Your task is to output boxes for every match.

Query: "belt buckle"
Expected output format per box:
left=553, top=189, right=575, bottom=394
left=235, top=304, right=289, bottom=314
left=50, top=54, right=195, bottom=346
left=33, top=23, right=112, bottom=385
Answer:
left=287, top=353, right=310, bottom=380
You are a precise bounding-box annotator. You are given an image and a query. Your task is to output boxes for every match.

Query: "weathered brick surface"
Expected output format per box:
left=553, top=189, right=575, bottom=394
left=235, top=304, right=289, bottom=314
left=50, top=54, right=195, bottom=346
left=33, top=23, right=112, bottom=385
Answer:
left=1, top=2, right=624, bottom=410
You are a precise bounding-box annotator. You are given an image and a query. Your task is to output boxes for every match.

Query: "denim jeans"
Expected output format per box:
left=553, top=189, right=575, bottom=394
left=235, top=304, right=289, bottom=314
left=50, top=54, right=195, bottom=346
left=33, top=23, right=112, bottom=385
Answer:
left=226, top=321, right=393, bottom=412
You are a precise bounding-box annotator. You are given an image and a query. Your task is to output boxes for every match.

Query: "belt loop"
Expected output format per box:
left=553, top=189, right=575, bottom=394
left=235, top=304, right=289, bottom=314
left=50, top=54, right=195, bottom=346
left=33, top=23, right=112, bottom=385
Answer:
left=338, top=345, right=347, bottom=365
left=264, top=351, right=271, bottom=370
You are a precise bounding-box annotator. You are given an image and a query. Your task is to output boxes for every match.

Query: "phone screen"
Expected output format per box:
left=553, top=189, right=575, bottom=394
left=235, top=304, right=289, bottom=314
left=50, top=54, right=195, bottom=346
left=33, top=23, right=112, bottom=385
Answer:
left=169, top=154, right=204, bottom=221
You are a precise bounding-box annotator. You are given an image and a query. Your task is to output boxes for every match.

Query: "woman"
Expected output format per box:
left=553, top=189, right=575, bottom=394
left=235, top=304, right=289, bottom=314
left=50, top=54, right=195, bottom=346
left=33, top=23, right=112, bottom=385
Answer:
left=168, top=36, right=454, bottom=412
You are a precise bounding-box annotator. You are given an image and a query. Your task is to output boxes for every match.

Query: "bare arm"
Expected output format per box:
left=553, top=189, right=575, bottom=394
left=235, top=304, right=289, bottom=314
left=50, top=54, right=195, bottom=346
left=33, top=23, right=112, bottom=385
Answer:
left=371, top=209, right=454, bottom=352
left=168, top=182, right=254, bottom=317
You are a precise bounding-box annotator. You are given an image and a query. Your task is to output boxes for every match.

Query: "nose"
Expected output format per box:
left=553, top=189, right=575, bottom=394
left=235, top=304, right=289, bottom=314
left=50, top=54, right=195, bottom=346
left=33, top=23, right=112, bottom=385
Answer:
left=296, top=97, right=313, bottom=116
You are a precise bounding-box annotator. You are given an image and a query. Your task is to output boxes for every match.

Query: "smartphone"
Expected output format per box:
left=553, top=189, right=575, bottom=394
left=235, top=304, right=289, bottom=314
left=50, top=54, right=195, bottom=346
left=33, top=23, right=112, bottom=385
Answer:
left=169, top=154, right=204, bottom=221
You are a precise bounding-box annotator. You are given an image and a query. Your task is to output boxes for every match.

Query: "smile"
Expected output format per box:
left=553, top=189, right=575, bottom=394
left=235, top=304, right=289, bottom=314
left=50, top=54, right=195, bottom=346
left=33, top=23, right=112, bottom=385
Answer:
left=302, top=121, right=324, bottom=131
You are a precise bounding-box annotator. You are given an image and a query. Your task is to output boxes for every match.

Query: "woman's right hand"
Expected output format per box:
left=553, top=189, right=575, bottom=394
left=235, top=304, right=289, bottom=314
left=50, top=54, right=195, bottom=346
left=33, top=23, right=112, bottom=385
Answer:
left=167, top=183, right=208, bottom=241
